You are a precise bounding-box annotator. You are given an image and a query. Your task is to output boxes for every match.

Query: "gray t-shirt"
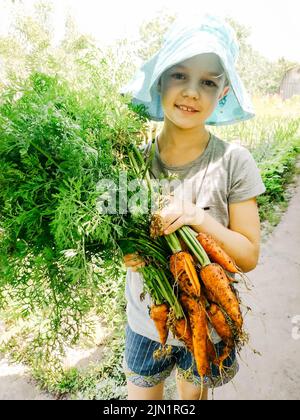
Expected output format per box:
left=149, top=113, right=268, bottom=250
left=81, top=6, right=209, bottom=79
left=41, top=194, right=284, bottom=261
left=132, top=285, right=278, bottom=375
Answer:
left=125, top=132, right=266, bottom=346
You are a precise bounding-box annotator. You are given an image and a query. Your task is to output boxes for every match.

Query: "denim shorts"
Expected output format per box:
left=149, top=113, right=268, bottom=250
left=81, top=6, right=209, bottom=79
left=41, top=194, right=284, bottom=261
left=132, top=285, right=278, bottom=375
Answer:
left=123, top=324, right=239, bottom=389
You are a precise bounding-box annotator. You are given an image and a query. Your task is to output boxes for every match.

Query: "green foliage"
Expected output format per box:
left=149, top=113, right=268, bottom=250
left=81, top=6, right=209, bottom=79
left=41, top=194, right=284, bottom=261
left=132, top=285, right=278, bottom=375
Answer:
left=32, top=336, right=127, bottom=399
left=135, top=10, right=177, bottom=61
left=211, top=115, right=300, bottom=223
left=257, top=140, right=300, bottom=221
left=0, top=6, right=169, bottom=397
left=0, top=253, right=128, bottom=399
left=0, top=66, right=147, bottom=345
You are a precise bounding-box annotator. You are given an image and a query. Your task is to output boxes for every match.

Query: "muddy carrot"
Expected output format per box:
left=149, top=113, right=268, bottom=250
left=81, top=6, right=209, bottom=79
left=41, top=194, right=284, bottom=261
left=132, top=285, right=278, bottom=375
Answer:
left=173, top=317, right=194, bottom=353
left=150, top=303, right=169, bottom=346
left=196, top=232, right=239, bottom=273
left=169, top=252, right=201, bottom=297
left=206, top=337, right=217, bottom=365
left=180, top=294, right=209, bottom=378
left=202, top=286, right=217, bottom=304
left=164, top=232, right=201, bottom=297
left=207, top=303, right=234, bottom=346
left=200, top=263, right=243, bottom=331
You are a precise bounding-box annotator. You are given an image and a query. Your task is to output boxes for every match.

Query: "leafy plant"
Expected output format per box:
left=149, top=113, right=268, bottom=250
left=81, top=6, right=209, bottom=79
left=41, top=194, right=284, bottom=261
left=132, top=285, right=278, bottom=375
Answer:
left=0, top=69, right=148, bottom=344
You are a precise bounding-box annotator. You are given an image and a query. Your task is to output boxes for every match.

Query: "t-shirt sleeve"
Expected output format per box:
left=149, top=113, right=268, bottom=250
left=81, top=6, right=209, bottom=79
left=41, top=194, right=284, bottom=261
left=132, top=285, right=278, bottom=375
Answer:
left=228, top=146, right=266, bottom=204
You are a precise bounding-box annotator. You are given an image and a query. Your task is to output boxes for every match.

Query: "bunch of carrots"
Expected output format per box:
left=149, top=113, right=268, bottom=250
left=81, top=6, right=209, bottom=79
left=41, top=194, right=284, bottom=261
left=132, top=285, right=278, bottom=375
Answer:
left=147, top=221, right=247, bottom=381
left=125, top=144, right=248, bottom=382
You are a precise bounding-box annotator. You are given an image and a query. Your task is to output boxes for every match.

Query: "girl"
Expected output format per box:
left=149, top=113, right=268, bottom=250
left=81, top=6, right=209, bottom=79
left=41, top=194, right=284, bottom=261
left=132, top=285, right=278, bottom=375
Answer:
left=120, top=13, right=266, bottom=400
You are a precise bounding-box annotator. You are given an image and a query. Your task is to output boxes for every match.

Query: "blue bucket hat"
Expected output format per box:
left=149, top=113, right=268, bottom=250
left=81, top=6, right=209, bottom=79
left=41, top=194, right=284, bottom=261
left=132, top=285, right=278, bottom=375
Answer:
left=120, top=13, right=255, bottom=126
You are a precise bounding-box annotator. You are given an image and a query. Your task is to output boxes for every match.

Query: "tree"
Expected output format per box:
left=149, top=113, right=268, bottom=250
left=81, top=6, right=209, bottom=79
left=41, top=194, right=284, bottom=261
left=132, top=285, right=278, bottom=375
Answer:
left=226, top=18, right=297, bottom=95
left=135, top=9, right=177, bottom=61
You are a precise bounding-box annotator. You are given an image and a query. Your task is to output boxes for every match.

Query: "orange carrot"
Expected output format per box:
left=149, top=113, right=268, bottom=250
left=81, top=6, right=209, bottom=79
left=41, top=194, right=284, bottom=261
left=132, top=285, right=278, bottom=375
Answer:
left=150, top=303, right=169, bottom=346
left=202, top=286, right=217, bottom=304
left=207, top=303, right=234, bottom=346
left=180, top=294, right=209, bottom=378
left=170, top=252, right=201, bottom=297
left=200, top=263, right=243, bottom=331
left=206, top=337, right=217, bottom=366
left=206, top=335, right=234, bottom=368
left=173, top=318, right=194, bottom=353
left=196, top=232, right=239, bottom=273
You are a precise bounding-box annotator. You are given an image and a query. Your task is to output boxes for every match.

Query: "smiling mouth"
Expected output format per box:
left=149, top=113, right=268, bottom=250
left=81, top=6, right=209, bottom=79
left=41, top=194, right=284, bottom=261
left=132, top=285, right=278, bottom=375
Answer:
left=175, top=105, right=199, bottom=114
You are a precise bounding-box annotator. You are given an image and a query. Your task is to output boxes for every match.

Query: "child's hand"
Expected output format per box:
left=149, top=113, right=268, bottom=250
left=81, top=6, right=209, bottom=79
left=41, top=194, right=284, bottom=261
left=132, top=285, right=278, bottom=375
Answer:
left=123, top=253, right=145, bottom=272
left=159, top=198, right=205, bottom=235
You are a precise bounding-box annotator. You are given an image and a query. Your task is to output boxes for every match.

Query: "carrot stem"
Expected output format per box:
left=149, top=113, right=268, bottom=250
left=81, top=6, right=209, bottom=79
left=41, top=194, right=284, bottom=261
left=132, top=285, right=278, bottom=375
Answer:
left=179, top=226, right=211, bottom=266
left=132, top=143, right=154, bottom=183
left=131, top=144, right=153, bottom=195
left=165, top=232, right=182, bottom=254
left=178, top=228, right=204, bottom=265
left=141, top=265, right=183, bottom=319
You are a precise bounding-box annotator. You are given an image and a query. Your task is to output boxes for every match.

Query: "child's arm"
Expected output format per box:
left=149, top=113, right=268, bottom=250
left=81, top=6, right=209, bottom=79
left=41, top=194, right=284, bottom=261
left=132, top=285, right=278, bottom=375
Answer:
left=161, top=198, right=261, bottom=273
left=192, top=198, right=261, bottom=273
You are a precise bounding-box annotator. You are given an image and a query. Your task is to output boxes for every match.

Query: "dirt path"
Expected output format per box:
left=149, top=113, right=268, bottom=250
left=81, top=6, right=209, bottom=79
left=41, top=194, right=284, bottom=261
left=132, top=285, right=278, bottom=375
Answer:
left=1, top=164, right=300, bottom=400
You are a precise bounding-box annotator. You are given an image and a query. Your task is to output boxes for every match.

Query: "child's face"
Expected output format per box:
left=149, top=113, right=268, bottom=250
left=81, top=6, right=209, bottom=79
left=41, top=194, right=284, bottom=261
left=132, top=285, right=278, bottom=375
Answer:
left=158, top=53, right=229, bottom=129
